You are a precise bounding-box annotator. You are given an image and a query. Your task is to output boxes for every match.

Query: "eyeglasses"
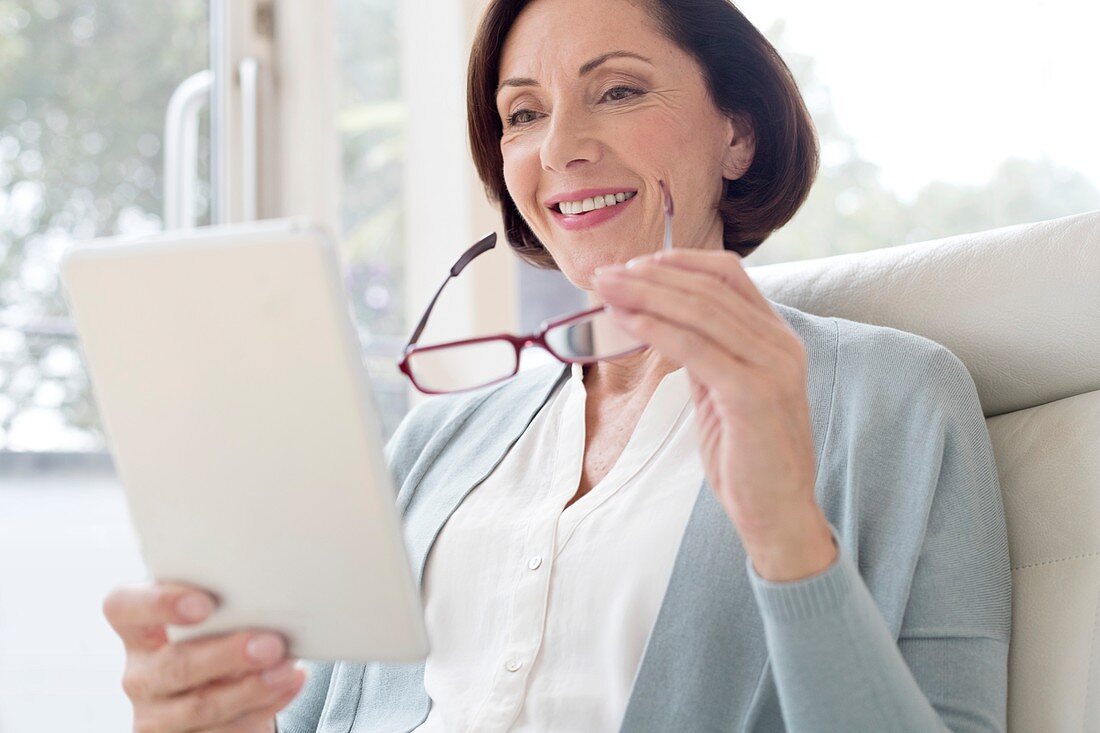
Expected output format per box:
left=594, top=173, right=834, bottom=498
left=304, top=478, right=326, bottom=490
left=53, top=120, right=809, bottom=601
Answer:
left=396, top=180, right=675, bottom=395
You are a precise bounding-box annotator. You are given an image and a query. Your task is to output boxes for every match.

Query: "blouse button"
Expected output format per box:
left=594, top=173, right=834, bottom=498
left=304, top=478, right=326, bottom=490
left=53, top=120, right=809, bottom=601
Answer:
left=505, top=658, right=523, bottom=672
left=527, top=555, right=543, bottom=570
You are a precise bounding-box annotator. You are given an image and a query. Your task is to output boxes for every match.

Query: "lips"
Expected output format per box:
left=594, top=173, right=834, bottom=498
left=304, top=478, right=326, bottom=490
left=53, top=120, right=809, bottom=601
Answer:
left=543, top=187, right=639, bottom=209
left=548, top=190, right=637, bottom=231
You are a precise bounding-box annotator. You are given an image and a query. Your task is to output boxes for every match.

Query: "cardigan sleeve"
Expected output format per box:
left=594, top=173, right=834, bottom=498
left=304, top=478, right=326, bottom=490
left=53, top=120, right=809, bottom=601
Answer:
left=744, top=350, right=1012, bottom=732
left=275, top=659, right=334, bottom=733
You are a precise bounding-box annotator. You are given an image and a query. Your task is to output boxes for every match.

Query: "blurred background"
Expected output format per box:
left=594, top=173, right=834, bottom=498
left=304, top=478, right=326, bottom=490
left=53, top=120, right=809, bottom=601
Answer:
left=1, top=0, right=1097, bottom=729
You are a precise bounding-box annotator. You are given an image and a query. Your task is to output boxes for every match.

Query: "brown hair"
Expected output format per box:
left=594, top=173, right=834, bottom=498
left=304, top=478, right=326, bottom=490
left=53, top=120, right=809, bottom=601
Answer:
left=467, top=0, right=820, bottom=269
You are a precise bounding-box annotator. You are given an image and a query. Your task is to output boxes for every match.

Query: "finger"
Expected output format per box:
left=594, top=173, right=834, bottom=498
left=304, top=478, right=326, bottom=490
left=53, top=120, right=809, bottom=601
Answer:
left=103, top=583, right=218, bottom=651
left=138, top=662, right=305, bottom=733
left=595, top=269, right=787, bottom=369
left=203, top=706, right=283, bottom=733
left=606, top=304, right=752, bottom=395
left=599, top=260, right=787, bottom=353
left=199, top=671, right=306, bottom=733
left=609, top=255, right=806, bottom=360
left=635, top=248, right=776, bottom=315
left=205, top=664, right=310, bottom=733
left=141, top=630, right=289, bottom=698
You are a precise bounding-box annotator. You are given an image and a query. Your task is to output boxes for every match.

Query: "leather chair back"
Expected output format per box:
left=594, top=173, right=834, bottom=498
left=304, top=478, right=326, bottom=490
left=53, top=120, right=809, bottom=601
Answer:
left=747, top=209, right=1100, bottom=731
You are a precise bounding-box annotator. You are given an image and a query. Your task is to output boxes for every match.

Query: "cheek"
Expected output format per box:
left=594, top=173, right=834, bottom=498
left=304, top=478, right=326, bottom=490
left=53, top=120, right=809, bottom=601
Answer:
left=501, top=139, right=542, bottom=211
left=613, top=109, right=695, bottom=177
left=611, top=128, right=651, bottom=160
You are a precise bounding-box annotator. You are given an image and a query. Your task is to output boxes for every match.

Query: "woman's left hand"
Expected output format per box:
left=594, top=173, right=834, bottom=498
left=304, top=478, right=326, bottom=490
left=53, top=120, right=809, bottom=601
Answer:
left=592, top=249, right=837, bottom=581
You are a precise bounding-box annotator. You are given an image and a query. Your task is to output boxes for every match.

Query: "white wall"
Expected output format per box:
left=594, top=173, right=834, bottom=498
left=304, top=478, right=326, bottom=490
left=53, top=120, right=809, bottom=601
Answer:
left=398, top=0, right=519, bottom=406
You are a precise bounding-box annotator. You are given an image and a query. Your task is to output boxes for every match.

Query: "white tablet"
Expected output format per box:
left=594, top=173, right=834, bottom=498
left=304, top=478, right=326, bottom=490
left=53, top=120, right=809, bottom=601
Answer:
left=59, top=218, right=428, bottom=663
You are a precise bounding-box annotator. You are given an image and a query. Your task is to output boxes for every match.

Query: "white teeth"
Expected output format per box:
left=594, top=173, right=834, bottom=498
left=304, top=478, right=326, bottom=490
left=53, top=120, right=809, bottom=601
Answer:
left=557, top=190, right=635, bottom=214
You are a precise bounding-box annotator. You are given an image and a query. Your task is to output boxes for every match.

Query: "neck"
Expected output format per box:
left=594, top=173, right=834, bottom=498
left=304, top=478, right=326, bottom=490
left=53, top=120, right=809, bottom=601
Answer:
left=583, top=347, right=681, bottom=398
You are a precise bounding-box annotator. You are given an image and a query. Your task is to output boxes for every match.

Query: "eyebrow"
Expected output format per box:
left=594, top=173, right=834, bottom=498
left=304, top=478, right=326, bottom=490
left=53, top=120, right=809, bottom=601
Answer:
left=495, top=50, right=654, bottom=97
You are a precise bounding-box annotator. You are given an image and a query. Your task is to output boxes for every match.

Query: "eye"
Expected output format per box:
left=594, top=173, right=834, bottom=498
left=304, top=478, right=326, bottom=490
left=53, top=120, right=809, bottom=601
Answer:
left=503, top=86, right=645, bottom=128
left=603, top=85, right=643, bottom=102
left=505, top=108, right=540, bottom=127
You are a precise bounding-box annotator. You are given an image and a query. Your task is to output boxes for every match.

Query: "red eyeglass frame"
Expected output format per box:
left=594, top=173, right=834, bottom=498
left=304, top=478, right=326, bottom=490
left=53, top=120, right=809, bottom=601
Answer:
left=398, top=299, right=629, bottom=395
left=396, top=180, right=674, bottom=395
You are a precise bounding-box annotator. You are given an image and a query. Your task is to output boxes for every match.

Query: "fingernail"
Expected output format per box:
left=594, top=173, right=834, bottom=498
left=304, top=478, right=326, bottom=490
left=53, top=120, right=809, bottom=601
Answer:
left=177, top=594, right=214, bottom=621
left=247, top=633, right=285, bottom=663
left=625, top=258, right=642, bottom=269
left=261, top=660, right=295, bottom=687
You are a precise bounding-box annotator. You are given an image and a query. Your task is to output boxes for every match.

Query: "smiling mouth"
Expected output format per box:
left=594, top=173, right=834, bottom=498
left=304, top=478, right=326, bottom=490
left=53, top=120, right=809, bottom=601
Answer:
left=553, top=191, right=637, bottom=215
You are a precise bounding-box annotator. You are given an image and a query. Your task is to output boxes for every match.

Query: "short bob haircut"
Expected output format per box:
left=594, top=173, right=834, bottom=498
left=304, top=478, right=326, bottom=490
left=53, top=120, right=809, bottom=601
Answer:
left=467, top=0, right=820, bottom=270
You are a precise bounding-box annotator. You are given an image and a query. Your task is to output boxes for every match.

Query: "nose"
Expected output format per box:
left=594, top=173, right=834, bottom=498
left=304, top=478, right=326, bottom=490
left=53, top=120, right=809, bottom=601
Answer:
left=539, top=105, right=602, bottom=173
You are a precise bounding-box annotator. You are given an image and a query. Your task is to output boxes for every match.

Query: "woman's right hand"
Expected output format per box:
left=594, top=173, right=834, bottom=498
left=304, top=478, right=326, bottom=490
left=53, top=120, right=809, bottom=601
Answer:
left=103, top=582, right=306, bottom=732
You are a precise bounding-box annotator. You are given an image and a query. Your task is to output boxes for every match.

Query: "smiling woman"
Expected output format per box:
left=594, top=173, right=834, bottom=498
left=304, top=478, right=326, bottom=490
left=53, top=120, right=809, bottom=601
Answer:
left=467, top=0, right=820, bottom=277
left=268, top=1, right=1011, bottom=732
left=240, top=0, right=1012, bottom=726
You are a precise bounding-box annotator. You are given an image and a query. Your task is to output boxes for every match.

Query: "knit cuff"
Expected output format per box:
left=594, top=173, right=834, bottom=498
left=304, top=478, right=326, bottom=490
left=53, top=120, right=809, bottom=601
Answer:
left=745, top=521, right=859, bottom=623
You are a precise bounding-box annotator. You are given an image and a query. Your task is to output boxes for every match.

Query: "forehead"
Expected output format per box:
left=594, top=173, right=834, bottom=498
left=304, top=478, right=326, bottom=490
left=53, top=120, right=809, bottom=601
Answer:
left=499, top=0, right=666, bottom=80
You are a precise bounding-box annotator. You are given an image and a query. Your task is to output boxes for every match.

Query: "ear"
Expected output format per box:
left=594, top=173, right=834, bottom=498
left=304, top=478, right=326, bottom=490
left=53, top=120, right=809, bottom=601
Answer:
left=720, top=112, right=756, bottom=181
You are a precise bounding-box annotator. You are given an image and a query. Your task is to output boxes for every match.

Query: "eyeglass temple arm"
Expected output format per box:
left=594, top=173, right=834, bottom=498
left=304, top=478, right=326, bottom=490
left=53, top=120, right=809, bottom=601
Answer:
left=404, top=232, right=498, bottom=348
left=658, top=179, right=674, bottom=251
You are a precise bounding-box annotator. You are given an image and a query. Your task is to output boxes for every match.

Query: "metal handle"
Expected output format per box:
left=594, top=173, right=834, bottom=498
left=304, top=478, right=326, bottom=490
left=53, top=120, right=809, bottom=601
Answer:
left=163, top=69, right=213, bottom=230
left=238, top=57, right=259, bottom=222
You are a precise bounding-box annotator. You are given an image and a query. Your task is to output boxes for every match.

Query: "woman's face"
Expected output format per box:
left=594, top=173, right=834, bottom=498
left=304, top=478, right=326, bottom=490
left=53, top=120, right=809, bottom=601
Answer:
left=496, top=0, right=755, bottom=292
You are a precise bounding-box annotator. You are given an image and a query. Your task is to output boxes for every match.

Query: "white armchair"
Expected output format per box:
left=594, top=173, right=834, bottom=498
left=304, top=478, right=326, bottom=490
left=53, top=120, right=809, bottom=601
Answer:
left=746, top=209, right=1100, bottom=731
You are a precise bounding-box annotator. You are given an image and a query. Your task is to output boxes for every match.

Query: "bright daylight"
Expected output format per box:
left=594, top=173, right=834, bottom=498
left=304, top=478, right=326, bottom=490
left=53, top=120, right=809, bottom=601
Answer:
left=1, top=0, right=1097, bottom=731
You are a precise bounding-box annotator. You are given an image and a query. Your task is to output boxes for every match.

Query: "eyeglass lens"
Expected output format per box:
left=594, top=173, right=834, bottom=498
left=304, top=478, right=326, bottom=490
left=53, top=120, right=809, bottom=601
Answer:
left=406, top=309, right=646, bottom=393
left=544, top=308, right=645, bottom=362
left=405, top=338, right=518, bottom=393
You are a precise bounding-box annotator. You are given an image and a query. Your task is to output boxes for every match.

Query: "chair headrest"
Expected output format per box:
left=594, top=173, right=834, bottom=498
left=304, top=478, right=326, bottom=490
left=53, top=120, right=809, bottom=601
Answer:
left=745, top=209, right=1100, bottom=417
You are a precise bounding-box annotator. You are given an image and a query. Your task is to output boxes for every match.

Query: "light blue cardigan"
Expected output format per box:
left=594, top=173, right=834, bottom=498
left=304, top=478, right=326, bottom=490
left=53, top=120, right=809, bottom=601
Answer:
left=277, top=300, right=1011, bottom=732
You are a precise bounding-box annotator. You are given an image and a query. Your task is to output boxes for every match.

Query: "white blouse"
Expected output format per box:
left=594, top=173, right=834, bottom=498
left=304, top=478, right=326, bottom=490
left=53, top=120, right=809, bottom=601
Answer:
left=412, top=361, right=704, bottom=733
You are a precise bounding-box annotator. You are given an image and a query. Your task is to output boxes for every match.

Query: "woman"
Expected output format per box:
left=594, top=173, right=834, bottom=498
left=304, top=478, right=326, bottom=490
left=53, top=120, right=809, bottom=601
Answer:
left=104, top=0, right=1012, bottom=731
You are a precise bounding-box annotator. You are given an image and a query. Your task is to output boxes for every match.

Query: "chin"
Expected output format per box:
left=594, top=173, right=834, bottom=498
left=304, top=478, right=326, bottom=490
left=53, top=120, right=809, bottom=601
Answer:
left=548, top=261, right=593, bottom=291
left=547, top=245, right=629, bottom=286
left=556, top=263, right=587, bottom=289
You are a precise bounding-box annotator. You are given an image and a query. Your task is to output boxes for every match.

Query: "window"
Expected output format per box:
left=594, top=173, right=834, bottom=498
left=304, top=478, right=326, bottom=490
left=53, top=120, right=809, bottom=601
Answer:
left=732, top=0, right=1100, bottom=266
left=1, top=1, right=211, bottom=452
left=2, top=5, right=212, bottom=729
left=336, top=0, right=408, bottom=437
